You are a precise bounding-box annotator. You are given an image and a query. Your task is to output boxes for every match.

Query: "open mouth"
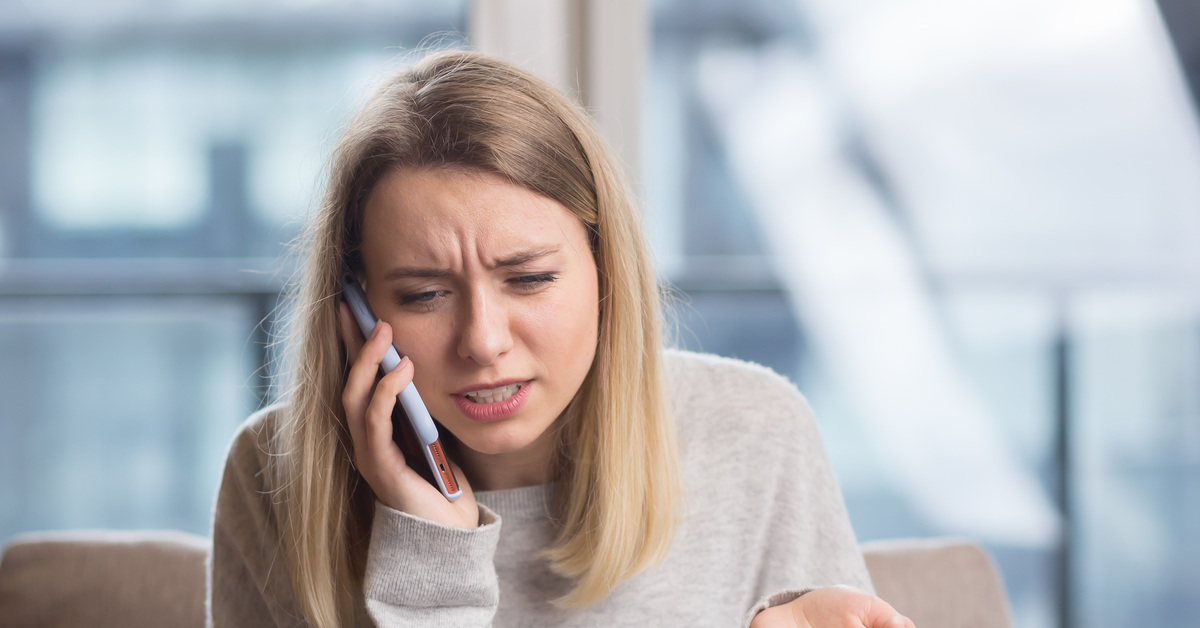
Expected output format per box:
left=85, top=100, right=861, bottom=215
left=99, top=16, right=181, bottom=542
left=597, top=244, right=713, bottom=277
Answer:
left=463, top=383, right=522, bottom=404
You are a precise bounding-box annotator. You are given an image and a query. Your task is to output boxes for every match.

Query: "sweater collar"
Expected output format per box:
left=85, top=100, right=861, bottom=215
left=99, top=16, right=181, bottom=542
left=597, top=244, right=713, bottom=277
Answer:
left=474, top=483, right=557, bottom=522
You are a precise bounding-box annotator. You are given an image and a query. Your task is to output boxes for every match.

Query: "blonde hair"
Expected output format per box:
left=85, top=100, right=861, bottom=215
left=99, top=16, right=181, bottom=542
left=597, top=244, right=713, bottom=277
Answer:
left=270, top=50, right=681, bottom=625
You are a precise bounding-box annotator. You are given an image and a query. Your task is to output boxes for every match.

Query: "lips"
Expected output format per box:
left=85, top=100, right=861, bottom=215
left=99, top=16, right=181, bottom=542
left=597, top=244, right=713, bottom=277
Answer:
left=454, top=380, right=532, bottom=422
left=463, top=383, right=521, bottom=404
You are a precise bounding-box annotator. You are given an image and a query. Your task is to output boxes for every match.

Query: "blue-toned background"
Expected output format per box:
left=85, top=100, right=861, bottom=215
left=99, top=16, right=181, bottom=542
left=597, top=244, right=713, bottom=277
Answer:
left=2, top=1, right=1198, bottom=627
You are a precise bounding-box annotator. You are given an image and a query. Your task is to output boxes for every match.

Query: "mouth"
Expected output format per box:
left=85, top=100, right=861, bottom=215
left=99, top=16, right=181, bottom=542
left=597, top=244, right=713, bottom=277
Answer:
left=454, top=380, right=532, bottom=422
left=463, top=383, right=523, bottom=404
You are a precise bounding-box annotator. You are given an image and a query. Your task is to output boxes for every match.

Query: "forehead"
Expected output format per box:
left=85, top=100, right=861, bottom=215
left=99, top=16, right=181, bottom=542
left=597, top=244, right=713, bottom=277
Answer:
left=359, top=168, right=587, bottom=265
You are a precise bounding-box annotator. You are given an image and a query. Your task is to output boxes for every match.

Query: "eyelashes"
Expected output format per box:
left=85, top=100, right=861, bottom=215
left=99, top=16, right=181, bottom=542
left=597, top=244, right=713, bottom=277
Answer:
left=400, top=290, right=444, bottom=306
left=509, top=273, right=557, bottom=291
left=396, top=273, right=559, bottom=311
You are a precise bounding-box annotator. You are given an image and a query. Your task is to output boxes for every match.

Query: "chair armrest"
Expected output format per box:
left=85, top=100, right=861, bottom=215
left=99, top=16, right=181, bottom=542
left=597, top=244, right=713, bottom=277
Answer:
left=863, top=538, right=1014, bottom=628
left=0, top=529, right=209, bottom=628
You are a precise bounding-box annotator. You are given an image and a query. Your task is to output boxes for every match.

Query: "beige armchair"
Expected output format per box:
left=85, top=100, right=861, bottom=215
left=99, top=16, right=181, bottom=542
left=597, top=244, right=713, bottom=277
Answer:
left=0, top=530, right=1013, bottom=627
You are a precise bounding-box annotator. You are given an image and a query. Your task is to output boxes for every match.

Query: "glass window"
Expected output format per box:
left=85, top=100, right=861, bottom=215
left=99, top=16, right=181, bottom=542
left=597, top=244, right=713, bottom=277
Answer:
left=0, top=297, right=254, bottom=535
left=0, top=1, right=467, bottom=543
left=648, top=0, right=1200, bottom=626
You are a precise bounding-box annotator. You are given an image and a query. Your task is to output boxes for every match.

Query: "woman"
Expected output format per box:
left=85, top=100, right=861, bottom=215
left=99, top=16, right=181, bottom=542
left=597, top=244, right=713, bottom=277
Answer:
left=209, top=50, right=914, bottom=628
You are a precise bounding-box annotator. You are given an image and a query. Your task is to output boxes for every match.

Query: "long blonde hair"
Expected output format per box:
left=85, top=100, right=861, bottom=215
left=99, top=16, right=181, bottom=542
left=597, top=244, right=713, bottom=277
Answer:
left=271, top=50, right=681, bottom=625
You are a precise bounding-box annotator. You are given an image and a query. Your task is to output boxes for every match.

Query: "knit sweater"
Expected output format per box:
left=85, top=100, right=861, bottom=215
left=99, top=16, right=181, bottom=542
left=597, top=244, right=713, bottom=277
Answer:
left=208, top=349, right=872, bottom=627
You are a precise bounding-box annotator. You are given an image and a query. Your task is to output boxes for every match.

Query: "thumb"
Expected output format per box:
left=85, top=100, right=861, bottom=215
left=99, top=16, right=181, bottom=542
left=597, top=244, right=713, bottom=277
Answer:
left=862, top=598, right=914, bottom=628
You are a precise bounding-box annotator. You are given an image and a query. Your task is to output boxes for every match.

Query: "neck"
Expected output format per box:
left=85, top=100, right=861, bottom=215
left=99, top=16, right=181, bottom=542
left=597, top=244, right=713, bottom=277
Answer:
left=455, top=426, right=559, bottom=491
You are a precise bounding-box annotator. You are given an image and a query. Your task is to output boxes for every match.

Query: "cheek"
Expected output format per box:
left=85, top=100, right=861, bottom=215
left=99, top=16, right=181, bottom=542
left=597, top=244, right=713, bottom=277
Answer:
left=529, top=286, right=599, bottom=376
left=385, top=317, right=448, bottom=380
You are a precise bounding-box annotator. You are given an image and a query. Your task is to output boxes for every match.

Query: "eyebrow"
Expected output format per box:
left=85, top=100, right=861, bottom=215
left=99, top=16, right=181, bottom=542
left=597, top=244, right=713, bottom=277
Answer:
left=382, top=247, right=560, bottom=281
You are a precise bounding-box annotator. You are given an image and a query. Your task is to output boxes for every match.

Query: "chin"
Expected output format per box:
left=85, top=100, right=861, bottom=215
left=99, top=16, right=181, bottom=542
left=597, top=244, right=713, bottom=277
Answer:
left=451, top=423, right=542, bottom=456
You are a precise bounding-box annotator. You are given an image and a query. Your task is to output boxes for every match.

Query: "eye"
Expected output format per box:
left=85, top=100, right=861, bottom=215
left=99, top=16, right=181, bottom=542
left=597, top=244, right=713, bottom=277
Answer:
left=509, top=273, right=557, bottom=292
left=399, top=290, right=445, bottom=309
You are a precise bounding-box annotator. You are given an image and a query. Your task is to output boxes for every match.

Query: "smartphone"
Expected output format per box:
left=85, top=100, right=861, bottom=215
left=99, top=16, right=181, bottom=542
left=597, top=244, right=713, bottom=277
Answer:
left=341, top=273, right=462, bottom=501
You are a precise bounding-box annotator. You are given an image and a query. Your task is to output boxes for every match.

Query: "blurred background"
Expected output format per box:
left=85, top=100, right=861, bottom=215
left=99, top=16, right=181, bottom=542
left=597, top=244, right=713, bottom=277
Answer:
left=1, top=0, right=1198, bottom=626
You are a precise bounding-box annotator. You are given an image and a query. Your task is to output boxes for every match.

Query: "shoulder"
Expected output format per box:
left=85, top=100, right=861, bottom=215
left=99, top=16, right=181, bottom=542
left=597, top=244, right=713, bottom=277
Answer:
left=662, top=348, right=822, bottom=451
left=210, top=405, right=311, bottom=625
left=211, top=403, right=289, bottom=554
left=223, top=403, right=285, bottom=481
left=214, top=403, right=289, bottom=515
left=662, top=350, right=848, bottom=542
left=663, top=348, right=813, bottom=419
left=663, top=347, right=800, bottom=389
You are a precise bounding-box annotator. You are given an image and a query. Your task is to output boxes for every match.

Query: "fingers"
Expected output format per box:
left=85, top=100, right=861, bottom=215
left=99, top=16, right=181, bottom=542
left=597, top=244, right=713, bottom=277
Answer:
left=341, top=318, right=389, bottom=432
left=362, top=355, right=415, bottom=474
left=341, top=320, right=411, bottom=482
left=859, top=591, right=914, bottom=628
left=872, top=614, right=914, bottom=628
left=785, top=586, right=915, bottom=628
left=335, top=316, right=478, bottom=526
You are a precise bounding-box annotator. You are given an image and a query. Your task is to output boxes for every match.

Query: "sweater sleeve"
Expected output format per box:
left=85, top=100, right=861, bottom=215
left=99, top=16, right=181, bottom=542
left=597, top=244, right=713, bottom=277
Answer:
left=739, top=382, right=874, bottom=626
left=363, top=503, right=502, bottom=627
left=209, top=409, right=505, bottom=628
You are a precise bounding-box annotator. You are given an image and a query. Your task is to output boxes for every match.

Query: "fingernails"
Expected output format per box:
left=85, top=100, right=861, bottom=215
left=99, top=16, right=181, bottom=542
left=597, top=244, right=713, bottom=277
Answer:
left=398, top=356, right=410, bottom=369
left=369, top=323, right=381, bottom=340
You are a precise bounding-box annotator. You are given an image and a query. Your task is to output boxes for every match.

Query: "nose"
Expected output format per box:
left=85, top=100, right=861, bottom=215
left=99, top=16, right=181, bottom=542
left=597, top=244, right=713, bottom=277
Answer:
left=456, top=288, right=513, bottom=365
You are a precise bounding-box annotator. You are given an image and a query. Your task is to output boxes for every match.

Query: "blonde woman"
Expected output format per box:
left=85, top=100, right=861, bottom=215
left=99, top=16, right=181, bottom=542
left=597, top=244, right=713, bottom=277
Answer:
left=208, top=50, right=914, bottom=628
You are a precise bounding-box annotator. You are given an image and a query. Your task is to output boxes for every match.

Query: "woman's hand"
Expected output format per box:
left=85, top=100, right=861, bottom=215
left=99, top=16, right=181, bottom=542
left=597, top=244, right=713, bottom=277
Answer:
left=750, top=586, right=914, bottom=628
left=339, top=302, right=479, bottom=529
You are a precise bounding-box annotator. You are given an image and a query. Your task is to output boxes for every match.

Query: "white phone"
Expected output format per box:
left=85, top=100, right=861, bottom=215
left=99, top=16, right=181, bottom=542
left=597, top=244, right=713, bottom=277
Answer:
left=342, top=273, right=462, bottom=501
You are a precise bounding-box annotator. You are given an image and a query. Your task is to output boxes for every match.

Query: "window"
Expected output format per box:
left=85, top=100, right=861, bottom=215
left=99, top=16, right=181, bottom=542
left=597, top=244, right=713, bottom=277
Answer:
left=0, top=0, right=467, bottom=539
left=647, top=0, right=1200, bottom=626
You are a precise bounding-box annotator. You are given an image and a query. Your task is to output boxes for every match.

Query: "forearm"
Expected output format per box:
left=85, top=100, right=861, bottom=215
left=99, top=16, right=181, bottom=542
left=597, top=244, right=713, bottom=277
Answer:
left=364, top=503, right=502, bottom=628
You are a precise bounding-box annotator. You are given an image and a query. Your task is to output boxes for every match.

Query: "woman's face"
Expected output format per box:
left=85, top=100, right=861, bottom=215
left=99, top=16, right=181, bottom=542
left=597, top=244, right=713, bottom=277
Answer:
left=358, top=168, right=599, bottom=480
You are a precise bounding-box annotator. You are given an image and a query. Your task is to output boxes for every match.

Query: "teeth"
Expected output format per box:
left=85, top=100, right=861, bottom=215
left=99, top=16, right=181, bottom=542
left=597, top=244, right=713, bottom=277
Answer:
left=465, top=384, right=521, bottom=404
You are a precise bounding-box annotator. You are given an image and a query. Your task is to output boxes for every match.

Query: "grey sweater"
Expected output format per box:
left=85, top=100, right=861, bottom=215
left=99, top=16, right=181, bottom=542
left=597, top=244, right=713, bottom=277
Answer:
left=209, top=350, right=872, bottom=627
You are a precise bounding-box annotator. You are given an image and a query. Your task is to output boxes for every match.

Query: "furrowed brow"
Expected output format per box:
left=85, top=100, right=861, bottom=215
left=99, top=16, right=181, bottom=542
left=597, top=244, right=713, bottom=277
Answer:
left=382, top=267, right=452, bottom=281
left=381, top=248, right=561, bottom=281
left=494, top=247, right=560, bottom=268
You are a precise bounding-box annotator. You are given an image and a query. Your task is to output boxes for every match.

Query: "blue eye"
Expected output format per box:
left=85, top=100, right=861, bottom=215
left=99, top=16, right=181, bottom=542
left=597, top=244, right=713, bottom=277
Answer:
left=511, top=273, right=557, bottom=290
left=401, top=291, right=443, bottom=307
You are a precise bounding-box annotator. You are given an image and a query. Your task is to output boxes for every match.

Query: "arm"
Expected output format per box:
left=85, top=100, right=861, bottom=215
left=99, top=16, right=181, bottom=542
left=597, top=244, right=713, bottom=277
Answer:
left=208, top=409, right=503, bottom=628
left=340, top=304, right=499, bottom=626
left=210, top=307, right=500, bottom=626
left=363, top=504, right=501, bottom=627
